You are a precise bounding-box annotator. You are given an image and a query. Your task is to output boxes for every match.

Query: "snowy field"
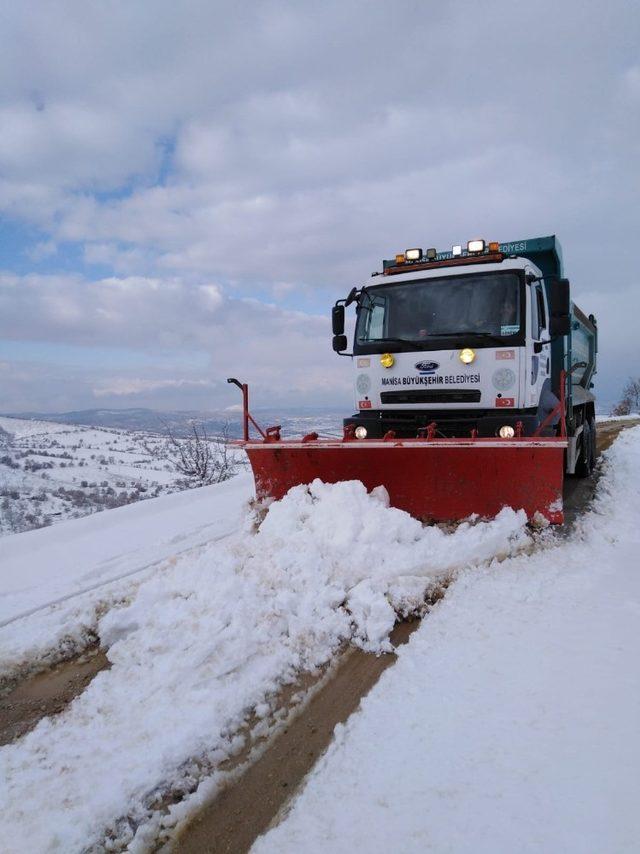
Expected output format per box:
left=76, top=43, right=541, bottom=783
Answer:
left=0, top=426, right=639, bottom=852
left=0, top=415, right=240, bottom=537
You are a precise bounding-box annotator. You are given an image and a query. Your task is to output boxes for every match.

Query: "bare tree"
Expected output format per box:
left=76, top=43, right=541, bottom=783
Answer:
left=611, top=377, right=640, bottom=416
left=162, top=421, right=239, bottom=486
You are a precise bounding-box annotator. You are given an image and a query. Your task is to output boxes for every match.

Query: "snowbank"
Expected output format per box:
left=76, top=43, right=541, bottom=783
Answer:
left=0, top=480, right=529, bottom=852
left=255, top=427, right=640, bottom=854
left=0, top=474, right=254, bottom=681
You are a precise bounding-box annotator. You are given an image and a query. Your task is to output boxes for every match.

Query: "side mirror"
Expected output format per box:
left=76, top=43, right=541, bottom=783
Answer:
left=332, top=304, right=345, bottom=335
left=549, top=277, right=570, bottom=338
left=332, top=334, right=348, bottom=352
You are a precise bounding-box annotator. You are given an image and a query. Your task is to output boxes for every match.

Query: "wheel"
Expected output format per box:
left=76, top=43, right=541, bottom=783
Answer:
left=575, top=417, right=595, bottom=478
left=589, top=417, right=596, bottom=465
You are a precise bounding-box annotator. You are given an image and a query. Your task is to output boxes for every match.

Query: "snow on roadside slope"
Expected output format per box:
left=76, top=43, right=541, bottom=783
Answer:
left=254, top=427, right=640, bottom=854
left=0, top=474, right=254, bottom=683
left=0, top=482, right=530, bottom=853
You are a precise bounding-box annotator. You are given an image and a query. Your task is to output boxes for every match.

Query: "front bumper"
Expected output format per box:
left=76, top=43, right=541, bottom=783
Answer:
left=344, top=408, right=551, bottom=439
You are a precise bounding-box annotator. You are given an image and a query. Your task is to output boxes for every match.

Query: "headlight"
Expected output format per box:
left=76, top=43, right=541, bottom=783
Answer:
left=380, top=352, right=395, bottom=368
left=499, top=425, right=515, bottom=439
left=355, top=426, right=368, bottom=439
left=459, top=347, right=475, bottom=364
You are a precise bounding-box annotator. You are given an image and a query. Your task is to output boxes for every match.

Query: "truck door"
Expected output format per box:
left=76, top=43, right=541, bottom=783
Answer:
left=529, top=283, right=550, bottom=406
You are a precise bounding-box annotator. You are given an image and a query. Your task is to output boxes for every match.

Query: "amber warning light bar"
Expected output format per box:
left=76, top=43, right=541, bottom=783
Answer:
left=384, top=239, right=508, bottom=276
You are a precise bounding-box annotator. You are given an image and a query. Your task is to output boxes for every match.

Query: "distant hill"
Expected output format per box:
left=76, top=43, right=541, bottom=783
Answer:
left=2, top=407, right=345, bottom=438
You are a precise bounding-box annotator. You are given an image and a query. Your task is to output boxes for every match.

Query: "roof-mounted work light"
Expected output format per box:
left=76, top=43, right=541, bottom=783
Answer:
left=452, top=245, right=462, bottom=257
left=467, top=239, right=485, bottom=254
left=405, top=248, right=422, bottom=261
left=426, top=247, right=437, bottom=260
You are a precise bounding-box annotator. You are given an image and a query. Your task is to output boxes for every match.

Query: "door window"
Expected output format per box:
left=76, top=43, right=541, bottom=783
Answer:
left=536, top=285, right=547, bottom=335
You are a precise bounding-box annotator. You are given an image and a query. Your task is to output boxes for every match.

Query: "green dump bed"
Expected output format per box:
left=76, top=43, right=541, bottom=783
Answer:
left=519, top=235, right=597, bottom=411
left=569, top=301, right=597, bottom=402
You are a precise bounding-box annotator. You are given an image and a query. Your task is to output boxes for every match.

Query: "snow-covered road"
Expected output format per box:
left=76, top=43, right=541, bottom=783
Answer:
left=1, top=426, right=638, bottom=853
left=1, top=477, right=530, bottom=852
left=255, top=427, right=640, bottom=853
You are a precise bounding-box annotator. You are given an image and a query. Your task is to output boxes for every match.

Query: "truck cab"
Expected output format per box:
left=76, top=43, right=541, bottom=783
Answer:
left=333, top=236, right=597, bottom=473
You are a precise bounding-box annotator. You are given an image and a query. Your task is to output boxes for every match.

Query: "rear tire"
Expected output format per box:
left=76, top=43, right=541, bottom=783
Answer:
left=575, top=417, right=595, bottom=478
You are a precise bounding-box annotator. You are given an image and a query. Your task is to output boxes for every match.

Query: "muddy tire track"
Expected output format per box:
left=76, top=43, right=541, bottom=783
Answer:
left=0, top=645, right=109, bottom=745
left=170, top=621, right=420, bottom=854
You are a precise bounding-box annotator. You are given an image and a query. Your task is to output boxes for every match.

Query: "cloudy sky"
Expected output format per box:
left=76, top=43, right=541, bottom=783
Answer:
left=0, top=0, right=638, bottom=413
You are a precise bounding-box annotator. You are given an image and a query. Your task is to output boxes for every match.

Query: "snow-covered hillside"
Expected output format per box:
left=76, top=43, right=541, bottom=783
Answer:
left=0, top=415, right=240, bottom=537
left=1, top=427, right=639, bottom=853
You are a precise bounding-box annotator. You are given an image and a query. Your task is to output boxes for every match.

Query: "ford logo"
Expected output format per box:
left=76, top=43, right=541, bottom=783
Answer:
left=415, top=360, right=439, bottom=373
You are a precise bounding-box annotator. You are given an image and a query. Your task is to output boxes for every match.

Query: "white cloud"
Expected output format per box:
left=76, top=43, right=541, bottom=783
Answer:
left=0, top=272, right=351, bottom=409
left=0, top=0, right=638, bottom=409
left=92, top=378, right=212, bottom=397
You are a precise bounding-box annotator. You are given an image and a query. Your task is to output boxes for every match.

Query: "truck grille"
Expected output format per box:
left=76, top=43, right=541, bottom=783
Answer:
left=380, top=390, right=482, bottom=405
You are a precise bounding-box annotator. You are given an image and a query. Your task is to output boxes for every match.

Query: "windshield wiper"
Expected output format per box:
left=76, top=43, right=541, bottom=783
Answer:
left=364, top=331, right=512, bottom=346
left=367, top=336, right=416, bottom=344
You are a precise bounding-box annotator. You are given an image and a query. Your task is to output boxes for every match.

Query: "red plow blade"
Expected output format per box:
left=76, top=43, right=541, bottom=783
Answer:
left=240, top=436, right=567, bottom=524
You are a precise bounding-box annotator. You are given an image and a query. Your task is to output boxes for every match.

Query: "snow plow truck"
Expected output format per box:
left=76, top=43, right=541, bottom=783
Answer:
left=230, top=235, right=597, bottom=524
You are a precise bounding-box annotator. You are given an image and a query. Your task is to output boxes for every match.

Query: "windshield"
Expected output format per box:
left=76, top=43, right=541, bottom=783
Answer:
left=356, top=272, right=522, bottom=346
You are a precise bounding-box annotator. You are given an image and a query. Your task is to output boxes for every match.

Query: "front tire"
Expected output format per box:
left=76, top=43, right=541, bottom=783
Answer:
left=575, top=417, right=595, bottom=478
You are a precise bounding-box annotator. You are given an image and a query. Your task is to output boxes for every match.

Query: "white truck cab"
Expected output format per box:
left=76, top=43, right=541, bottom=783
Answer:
left=333, top=237, right=596, bottom=456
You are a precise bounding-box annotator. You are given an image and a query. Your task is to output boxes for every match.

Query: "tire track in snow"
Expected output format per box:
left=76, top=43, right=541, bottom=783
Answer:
left=0, top=528, right=238, bottom=631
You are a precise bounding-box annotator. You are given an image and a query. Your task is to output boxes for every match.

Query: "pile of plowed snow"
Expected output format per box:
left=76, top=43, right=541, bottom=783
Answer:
left=1, top=480, right=530, bottom=853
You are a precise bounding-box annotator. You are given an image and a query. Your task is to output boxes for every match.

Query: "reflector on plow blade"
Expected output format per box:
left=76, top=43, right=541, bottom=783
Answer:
left=241, top=436, right=567, bottom=524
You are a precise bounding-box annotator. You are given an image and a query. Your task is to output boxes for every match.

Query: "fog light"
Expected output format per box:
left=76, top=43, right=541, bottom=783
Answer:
left=355, top=426, right=368, bottom=439
left=380, top=352, right=395, bottom=368
left=499, top=425, right=515, bottom=439
left=459, top=347, right=475, bottom=364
